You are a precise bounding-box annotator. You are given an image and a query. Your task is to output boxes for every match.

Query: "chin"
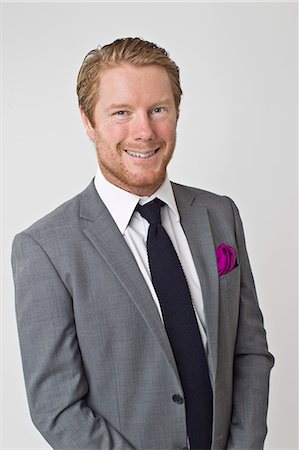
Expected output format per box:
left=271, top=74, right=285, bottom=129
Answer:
left=127, top=177, right=165, bottom=195
left=134, top=167, right=165, bottom=182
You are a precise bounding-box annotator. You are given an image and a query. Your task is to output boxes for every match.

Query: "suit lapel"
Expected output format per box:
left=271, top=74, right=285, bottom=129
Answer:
left=173, top=184, right=219, bottom=380
left=79, top=181, right=181, bottom=382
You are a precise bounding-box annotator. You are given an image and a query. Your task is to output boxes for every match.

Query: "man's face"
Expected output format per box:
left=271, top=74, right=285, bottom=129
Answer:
left=81, top=63, right=178, bottom=196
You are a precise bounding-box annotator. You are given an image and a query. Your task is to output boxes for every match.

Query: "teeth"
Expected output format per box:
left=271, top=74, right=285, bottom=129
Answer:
left=126, top=149, right=157, bottom=158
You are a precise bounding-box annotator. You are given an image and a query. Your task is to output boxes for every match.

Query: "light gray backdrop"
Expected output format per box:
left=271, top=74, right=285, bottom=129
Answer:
left=2, top=2, right=298, bottom=449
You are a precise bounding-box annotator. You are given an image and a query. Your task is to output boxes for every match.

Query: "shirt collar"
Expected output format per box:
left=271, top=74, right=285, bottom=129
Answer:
left=94, top=168, right=180, bottom=234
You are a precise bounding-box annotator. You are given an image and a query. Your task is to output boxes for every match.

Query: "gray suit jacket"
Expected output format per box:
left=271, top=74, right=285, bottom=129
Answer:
left=12, top=180, right=274, bottom=450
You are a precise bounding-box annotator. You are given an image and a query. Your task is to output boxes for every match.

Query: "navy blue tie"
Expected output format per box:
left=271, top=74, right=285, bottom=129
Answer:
left=136, top=198, right=213, bottom=450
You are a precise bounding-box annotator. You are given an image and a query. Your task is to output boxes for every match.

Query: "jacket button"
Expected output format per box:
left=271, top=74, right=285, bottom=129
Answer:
left=172, top=394, right=184, bottom=404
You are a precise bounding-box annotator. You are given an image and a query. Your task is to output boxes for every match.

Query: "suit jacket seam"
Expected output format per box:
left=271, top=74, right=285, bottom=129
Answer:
left=107, top=340, right=123, bottom=432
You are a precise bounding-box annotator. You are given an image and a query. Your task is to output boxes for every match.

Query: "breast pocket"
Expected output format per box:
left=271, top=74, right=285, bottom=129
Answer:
left=218, top=265, right=241, bottom=358
left=219, top=264, right=240, bottom=283
left=219, top=265, right=241, bottom=310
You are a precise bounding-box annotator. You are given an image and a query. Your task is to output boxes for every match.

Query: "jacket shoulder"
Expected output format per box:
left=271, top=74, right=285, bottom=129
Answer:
left=14, top=181, right=95, bottom=242
left=172, top=181, right=235, bottom=210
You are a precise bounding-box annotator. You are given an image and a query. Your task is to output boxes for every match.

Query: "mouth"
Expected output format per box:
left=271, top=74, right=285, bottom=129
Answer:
left=124, top=148, right=159, bottom=159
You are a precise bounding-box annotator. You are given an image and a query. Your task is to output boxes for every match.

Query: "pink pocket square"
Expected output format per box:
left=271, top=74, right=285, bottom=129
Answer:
left=216, top=243, right=237, bottom=276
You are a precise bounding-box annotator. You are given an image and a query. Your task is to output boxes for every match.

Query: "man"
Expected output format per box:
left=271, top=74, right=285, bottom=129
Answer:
left=12, top=37, right=274, bottom=450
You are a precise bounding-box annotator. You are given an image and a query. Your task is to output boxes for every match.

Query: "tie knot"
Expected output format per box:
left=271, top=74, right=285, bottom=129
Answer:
left=136, top=198, right=165, bottom=225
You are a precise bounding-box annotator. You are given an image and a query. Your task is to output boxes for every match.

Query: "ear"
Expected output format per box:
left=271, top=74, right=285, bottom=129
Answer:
left=80, top=108, right=95, bottom=142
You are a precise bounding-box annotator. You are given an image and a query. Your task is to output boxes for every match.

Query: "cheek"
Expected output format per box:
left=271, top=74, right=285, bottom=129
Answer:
left=104, top=123, right=128, bottom=143
left=159, top=122, right=177, bottom=142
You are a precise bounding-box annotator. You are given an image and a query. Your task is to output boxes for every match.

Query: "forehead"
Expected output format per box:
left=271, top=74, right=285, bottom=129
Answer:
left=97, top=63, right=174, bottom=106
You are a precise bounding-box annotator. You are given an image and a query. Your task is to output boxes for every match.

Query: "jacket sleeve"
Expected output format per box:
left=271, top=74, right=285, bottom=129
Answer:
left=11, top=232, right=135, bottom=450
left=226, top=198, right=274, bottom=450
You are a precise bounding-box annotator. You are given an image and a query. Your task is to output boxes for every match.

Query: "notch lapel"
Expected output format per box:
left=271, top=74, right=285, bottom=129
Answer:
left=173, top=184, right=219, bottom=381
left=79, top=181, right=181, bottom=383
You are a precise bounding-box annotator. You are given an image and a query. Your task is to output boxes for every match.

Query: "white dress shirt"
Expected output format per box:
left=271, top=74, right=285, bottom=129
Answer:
left=94, top=168, right=208, bottom=353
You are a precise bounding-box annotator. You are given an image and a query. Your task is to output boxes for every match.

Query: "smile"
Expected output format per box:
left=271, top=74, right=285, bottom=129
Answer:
left=125, top=148, right=159, bottom=158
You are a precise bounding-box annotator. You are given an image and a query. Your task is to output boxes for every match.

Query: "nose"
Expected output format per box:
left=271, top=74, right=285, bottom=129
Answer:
left=131, top=112, right=155, bottom=142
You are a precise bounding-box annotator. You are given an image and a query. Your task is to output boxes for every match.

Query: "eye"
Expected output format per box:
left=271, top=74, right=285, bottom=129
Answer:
left=152, top=107, right=164, bottom=114
left=112, top=110, right=130, bottom=121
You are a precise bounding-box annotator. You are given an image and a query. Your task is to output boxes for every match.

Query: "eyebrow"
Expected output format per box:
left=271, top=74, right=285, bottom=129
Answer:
left=104, top=98, right=174, bottom=113
left=104, top=104, right=131, bottom=113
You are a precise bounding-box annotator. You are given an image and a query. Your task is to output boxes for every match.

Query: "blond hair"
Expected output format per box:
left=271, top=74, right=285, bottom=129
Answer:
left=77, top=37, right=182, bottom=126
